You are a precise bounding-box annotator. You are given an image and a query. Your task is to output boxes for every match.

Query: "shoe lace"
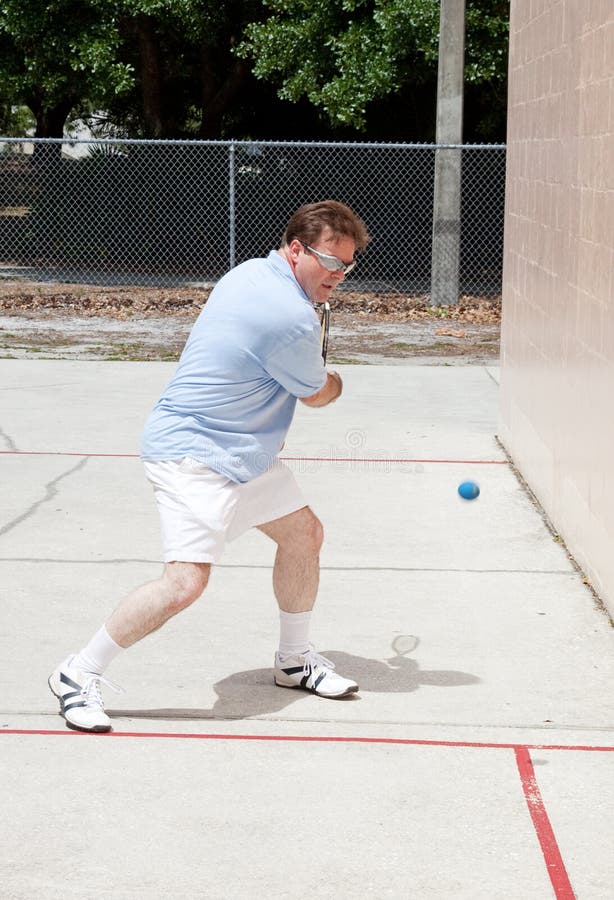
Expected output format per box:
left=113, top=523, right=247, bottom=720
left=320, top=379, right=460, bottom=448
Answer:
left=302, top=646, right=335, bottom=676
left=81, top=673, right=123, bottom=708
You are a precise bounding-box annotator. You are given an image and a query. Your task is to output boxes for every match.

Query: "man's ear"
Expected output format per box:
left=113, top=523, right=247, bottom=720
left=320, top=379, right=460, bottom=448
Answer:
left=287, top=237, right=303, bottom=263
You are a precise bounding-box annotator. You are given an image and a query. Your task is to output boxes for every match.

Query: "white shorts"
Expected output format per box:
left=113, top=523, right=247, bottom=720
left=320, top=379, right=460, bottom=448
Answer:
left=143, top=457, right=307, bottom=564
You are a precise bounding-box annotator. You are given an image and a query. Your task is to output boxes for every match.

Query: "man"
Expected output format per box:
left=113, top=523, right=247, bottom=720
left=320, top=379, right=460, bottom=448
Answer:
left=48, top=199, right=371, bottom=733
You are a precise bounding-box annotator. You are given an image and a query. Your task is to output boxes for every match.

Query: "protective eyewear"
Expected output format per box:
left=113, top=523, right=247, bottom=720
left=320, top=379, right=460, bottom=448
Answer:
left=299, top=241, right=356, bottom=275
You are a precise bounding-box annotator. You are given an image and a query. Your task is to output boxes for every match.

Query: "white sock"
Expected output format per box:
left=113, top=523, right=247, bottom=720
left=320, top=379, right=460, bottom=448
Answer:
left=278, top=610, right=312, bottom=658
left=73, top=625, right=122, bottom=675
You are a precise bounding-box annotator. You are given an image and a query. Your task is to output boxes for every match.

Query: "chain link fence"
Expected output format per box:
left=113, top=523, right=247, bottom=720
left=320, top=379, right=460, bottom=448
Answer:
left=0, top=137, right=505, bottom=297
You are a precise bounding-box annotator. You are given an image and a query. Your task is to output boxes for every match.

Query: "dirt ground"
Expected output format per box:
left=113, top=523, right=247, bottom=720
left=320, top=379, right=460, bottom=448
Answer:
left=0, top=282, right=501, bottom=365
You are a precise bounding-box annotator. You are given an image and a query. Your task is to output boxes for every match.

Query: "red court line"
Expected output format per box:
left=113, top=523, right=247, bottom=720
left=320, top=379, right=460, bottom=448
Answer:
left=2, top=729, right=613, bottom=751
left=0, top=450, right=509, bottom=465
left=515, top=747, right=576, bottom=900
left=4, top=728, right=591, bottom=896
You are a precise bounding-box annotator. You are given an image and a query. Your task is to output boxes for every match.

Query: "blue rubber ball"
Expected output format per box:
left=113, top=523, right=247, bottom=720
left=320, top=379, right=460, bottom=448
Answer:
left=458, top=480, right=480, bottom=500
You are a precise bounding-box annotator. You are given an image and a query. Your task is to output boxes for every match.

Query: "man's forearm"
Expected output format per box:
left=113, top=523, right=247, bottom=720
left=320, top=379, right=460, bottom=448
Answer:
left=300, top=371, right=343, bottom=408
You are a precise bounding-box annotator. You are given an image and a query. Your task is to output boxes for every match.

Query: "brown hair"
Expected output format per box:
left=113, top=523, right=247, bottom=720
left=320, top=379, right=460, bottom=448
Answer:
left=282, top=200, right=370, bottom=251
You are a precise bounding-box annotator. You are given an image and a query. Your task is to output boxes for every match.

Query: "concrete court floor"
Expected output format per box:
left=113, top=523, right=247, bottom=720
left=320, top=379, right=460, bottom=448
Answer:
left=1, top=358, right=613, bottom=900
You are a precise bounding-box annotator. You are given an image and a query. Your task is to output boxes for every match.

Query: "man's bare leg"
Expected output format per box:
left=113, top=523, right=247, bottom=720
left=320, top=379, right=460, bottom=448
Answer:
left=259, top=506, right=358, bottom=697
left=257, top=506, right=323, bottom=613
left=105, top=561, right=211, bottom=647
left=49, top=561, right=210, bottom=732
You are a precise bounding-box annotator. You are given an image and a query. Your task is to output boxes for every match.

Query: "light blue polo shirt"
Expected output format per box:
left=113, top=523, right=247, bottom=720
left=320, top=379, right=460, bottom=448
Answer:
left=141, top=251, right=326, bottom=482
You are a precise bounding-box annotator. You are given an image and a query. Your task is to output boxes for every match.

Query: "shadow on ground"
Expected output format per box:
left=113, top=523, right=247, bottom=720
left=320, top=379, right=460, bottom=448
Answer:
left=108, top=647, right=480, bottom=722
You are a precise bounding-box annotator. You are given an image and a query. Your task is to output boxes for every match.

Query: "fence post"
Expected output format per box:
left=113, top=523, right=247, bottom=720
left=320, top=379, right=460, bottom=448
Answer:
left=431, top=0, right=465, bottom=306
left=229, top=141, right=236, bottom=269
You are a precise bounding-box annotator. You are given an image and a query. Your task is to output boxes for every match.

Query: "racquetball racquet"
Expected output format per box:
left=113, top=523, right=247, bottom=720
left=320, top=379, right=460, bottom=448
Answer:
left=320, top=301, right=330, bottom=363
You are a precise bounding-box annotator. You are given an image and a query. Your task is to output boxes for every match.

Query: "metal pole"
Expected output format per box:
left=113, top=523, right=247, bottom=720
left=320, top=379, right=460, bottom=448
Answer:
left=229, top=141, right=236, bottom=269
left=431, top=0, right=466, bottom=306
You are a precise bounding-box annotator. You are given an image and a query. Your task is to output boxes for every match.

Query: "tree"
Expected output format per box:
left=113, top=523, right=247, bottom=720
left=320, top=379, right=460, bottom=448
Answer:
left=239, top=0, right=509, bottom=140
left=0, top=0, right=508, bottom=143
left=0, top=103, right=35, bottom=137
left=0, top=1, right=132, bottom=141
left=96, top=0, right=270, bottom=139
left=0, top=0, right=268, bottom=141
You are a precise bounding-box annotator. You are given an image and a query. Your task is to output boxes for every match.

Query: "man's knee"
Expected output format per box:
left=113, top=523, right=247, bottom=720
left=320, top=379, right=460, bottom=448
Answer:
left=258, top=506, right=324, bottom=555
left=164, top=561, right=210, bottom=614
left=293, top=509, right=324, bottom=555
left=306, top=513, right=324, bottom=554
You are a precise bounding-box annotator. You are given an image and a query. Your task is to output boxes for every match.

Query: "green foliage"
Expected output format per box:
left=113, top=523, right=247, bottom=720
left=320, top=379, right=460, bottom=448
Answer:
left=240, top=0, right=508, bottom=132
left=0, top=0, right=265, bottom=131
left=0, top=0, right=509, bottom=141
left=0, top=0, right=132, bottom=135
left=0, top=102, right=35, bottom=138
left=100, top=0, right=268, bottom=138
left=465, top=2, right=509, bottom=83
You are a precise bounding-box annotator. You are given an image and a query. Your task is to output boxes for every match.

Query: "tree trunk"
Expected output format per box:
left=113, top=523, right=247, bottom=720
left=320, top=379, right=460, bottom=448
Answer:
left=199, top=41, right=247, bottom=139
left=135, top=14, right=164, bottom=138
left=29, top=94, right=74, bottom=160
left=32, top=105, right=71, bottom=139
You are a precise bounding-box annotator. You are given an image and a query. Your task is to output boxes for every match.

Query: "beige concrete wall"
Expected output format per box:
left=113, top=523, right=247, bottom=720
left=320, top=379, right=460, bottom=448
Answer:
left=499, top=1, right=614, bottom=612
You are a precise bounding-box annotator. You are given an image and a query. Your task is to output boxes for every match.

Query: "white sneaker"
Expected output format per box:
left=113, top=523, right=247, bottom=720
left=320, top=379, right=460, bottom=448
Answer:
left=48, top=655, right=121, bottom=733
left=274, top=646, right=359, bottom=698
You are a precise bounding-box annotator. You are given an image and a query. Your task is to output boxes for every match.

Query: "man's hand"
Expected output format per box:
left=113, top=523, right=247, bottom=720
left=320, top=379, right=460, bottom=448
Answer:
left=300, top=371, right=343, bottom=408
